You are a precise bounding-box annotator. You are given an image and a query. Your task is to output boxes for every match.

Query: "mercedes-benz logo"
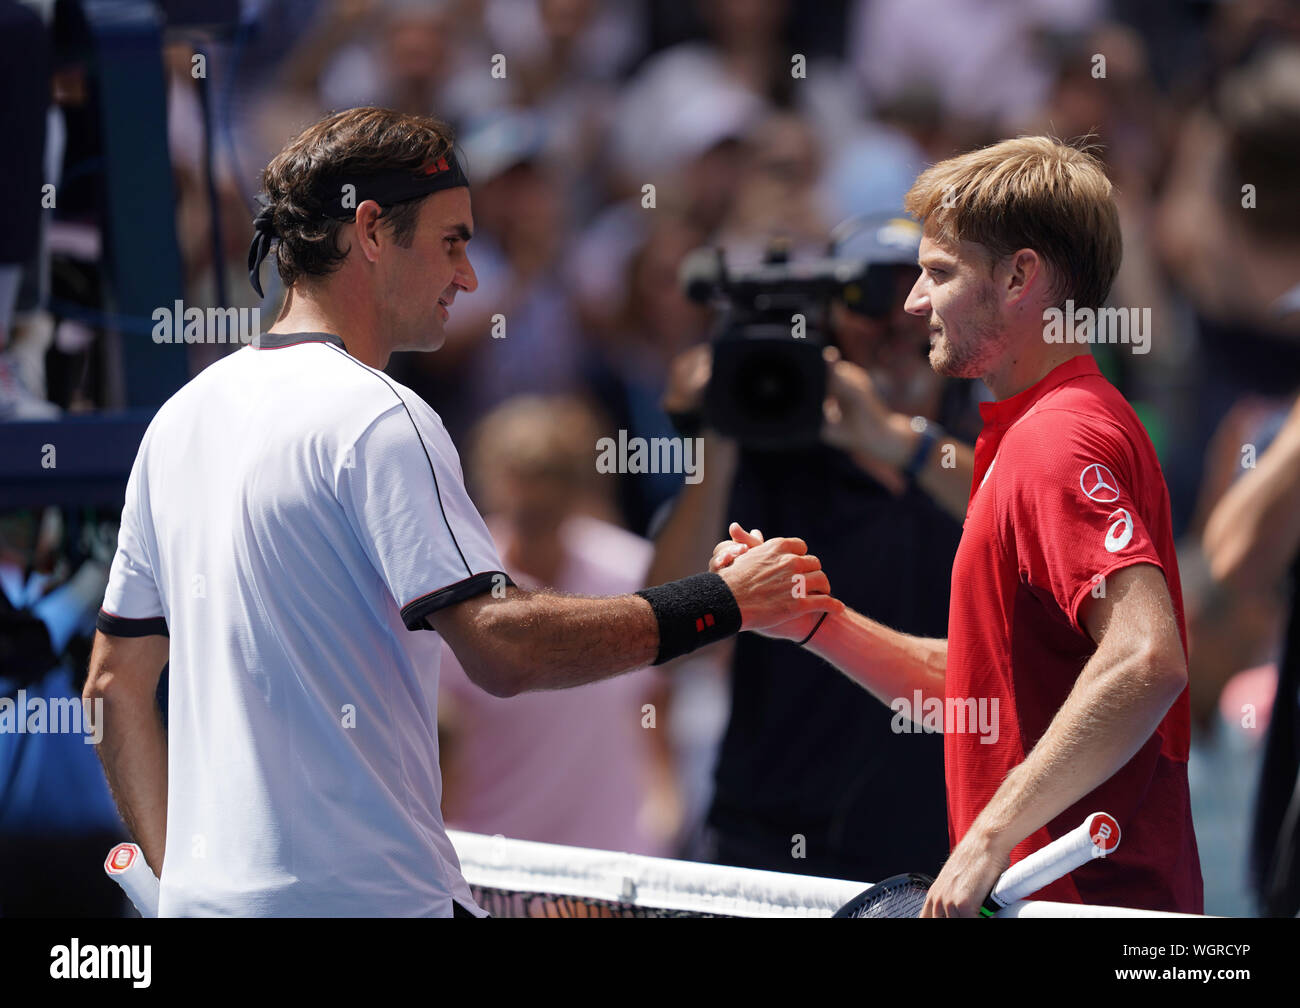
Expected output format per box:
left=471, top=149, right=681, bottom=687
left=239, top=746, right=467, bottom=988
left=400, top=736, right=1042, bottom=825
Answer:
left=1080, top=463, right=1121, bottom=503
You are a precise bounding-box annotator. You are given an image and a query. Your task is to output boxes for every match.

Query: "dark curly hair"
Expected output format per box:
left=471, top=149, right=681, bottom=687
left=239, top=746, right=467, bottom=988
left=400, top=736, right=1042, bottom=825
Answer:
left=259, top=107, right=458, bottom=288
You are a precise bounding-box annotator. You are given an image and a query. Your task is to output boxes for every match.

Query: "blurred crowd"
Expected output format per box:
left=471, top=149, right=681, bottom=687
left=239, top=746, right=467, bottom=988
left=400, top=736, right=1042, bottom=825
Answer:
left=3, top=0, right=1300, bottom=917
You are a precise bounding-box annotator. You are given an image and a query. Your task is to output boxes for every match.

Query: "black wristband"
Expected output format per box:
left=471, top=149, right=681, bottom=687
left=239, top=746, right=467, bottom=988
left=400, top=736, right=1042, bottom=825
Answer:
left=797, top=612, right=827, bottom=647
left=636, top=572, right=743, bottom=665
left=904, top=417, right=944, bottom=481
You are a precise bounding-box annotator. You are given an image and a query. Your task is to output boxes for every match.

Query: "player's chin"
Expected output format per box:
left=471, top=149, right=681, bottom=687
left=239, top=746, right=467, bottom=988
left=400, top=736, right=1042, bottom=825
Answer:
left=928, top=340, right=957, bottom=376
left=408, top=323, right=447, bottom=353
left=930, top=340, right=980, bottom=380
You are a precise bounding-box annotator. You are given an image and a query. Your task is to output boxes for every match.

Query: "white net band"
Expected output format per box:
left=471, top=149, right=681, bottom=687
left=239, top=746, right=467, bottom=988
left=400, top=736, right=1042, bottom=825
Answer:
left=449, top=830, right=864, bottom=917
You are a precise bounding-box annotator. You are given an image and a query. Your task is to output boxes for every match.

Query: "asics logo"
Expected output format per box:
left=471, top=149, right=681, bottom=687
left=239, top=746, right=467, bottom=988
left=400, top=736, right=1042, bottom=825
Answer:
left=1105, top=509, right=1134, bottom=552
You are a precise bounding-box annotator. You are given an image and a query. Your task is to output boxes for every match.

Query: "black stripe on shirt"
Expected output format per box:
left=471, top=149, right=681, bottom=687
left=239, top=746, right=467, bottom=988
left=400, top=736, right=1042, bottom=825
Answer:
left=401, top=571, right=514, bottom=631
left=321, top=342, right=479, bottom=580
left=96, top=610, right=169, bottom=637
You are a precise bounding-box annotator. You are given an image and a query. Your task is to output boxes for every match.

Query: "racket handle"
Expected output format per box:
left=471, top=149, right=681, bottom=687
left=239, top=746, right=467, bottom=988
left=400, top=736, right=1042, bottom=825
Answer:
left=105, top=843, right=160, bottom=918
left=986, top=812, right=1121, bottom=910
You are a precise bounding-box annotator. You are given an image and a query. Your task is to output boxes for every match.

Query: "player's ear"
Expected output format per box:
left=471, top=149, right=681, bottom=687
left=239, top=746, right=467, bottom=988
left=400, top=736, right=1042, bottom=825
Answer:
left=1001, top=248, right=1041, bottom=307
left=353, top=199, right=386, bottom=264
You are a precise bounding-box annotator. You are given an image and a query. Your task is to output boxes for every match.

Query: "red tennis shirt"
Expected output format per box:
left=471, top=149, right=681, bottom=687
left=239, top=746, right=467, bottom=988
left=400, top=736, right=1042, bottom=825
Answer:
left=946, top=353, right=1203, bottom=913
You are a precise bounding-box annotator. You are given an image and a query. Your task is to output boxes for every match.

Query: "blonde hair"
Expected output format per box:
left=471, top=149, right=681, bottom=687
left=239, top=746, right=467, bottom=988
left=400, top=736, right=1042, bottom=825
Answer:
left=468, top=395, right=604, bottom=498
left=904, top=136, right=1122, bottom=310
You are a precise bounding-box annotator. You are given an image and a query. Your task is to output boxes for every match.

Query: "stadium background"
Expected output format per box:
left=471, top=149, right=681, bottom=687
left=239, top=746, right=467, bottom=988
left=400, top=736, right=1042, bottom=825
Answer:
left=0, top=0, right=1297, bottom=918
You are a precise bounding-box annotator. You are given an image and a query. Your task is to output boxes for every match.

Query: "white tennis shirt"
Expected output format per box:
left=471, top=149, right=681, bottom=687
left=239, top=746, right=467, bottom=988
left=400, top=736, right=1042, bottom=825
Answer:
left=98, top=332, right=509, bottom=916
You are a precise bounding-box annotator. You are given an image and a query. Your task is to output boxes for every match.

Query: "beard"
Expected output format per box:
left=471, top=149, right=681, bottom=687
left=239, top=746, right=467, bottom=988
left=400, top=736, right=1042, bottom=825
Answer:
left=927, top=289, right=1008, bottom=380
left=929, top=330, right=991, bottom=378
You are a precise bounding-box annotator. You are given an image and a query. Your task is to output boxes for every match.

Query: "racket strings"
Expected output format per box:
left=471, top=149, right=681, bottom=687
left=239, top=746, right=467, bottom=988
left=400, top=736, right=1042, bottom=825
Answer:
left=836, top=873, right=933, bottom=918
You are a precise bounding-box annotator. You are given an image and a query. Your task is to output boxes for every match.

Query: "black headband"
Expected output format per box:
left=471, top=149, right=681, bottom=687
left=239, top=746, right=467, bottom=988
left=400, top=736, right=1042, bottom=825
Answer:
left=248, top=151, right=469, bottom=298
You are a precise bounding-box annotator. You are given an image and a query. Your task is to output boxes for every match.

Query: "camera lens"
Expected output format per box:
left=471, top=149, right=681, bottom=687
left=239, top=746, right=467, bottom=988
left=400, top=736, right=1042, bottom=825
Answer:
left=735, top=349, right=804, bottom=420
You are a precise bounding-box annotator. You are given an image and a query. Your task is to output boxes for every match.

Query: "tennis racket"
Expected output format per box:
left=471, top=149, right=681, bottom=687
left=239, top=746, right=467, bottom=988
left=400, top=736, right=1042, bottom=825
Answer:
left=833, top=811, right=1121, bottom=918
left=105, top=842, right=160, bottom=918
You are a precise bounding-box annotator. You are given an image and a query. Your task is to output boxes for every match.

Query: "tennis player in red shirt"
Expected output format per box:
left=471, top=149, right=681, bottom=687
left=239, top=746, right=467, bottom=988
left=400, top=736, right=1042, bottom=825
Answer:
left=713, top=136, right=1203, bottom=916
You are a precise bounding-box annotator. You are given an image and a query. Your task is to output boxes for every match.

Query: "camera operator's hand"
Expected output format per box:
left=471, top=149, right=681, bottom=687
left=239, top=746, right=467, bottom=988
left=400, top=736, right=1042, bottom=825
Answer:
left=821, top=347, right=913, bottom=462
left=821, top=347, right=913, bottom=494
left=662, top=343, right=715, bottom=419
left=711, top=523, right=838, bottom=641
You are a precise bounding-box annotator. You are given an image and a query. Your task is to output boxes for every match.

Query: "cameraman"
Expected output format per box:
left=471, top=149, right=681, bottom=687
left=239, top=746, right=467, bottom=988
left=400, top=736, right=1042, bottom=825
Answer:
left=648, top=215, right=979, bottom=882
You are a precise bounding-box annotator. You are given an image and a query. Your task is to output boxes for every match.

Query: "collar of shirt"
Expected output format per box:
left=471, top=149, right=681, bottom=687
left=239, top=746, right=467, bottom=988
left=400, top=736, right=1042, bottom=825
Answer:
left=253, top=331, right=345, bottom=350
left=977, top=353, right=1100, bottom=432
left=968, top=354, right=1101, bottom=501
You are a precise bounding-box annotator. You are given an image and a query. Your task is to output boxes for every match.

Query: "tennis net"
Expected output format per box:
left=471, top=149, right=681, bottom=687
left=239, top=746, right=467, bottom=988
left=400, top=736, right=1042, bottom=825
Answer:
left=448, top=830, right=865, bottom=917
left=448, top=830, right=1203, bottom=918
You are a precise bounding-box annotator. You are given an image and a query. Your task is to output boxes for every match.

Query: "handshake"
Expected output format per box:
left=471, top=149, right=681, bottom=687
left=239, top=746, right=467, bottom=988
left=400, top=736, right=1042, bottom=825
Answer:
left=710, top=522, right=843, bottom=642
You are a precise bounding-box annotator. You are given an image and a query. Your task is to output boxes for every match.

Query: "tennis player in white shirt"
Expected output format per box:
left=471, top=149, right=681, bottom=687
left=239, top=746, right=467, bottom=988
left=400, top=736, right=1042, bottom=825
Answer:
left=84, top=107, right=841, bottom=917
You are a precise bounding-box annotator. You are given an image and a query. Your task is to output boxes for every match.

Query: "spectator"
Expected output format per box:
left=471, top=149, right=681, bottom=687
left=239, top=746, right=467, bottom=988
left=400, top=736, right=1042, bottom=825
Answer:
left=438, top=395, right=680, bottom=855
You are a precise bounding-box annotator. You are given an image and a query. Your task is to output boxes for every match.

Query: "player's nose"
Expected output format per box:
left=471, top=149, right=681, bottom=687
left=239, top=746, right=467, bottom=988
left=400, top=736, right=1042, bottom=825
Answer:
left=457, top=253, right=478, bottom=295
left=904, top=273, right=929, bottom=316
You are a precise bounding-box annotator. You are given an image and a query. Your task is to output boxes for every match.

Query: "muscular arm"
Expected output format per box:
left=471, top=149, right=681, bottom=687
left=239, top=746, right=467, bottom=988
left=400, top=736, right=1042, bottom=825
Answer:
left=432, top=537, right=841, bottom=698
left=976, top=562, right=1185, bottom=847
left=84, top=631, right=170, bottom=877
left=430, top=589, right=659, bottom=696
left=921, top=562, right=1188, bottom=916
left=801, top=606, right=947, bottom=708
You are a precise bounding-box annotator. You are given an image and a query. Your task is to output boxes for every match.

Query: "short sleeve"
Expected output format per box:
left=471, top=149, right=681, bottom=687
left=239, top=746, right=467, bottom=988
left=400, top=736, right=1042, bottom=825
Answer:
left=98, top=441, right=168, bottom=637
left=337, top=400, right=511, bottom=631
left=1000, top=410, right=1165, bottom=635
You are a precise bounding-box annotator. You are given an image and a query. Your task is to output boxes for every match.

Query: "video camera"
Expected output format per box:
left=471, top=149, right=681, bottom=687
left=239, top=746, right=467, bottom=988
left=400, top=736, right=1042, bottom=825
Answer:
left=680, top=215, right=922, bottom=449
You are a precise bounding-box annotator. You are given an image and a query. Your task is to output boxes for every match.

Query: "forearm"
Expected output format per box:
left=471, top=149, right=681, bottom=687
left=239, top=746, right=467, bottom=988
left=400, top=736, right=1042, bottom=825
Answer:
left=91, top=687, right=168, bottom=876
left=445, top=529, right=835, bottom=696
left=968, top=647, right=1185, bottom=856
left=914, top=434, right=975, bottom=523
left=882, top=415, right=975, bottom=523
left=646, top=435, right=739, bottom=587
left=804, top=605, right=947, bottom=708
left=471, top=590, right=660, bottom=695
left=1203, top=404, right=1300, bottom=593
